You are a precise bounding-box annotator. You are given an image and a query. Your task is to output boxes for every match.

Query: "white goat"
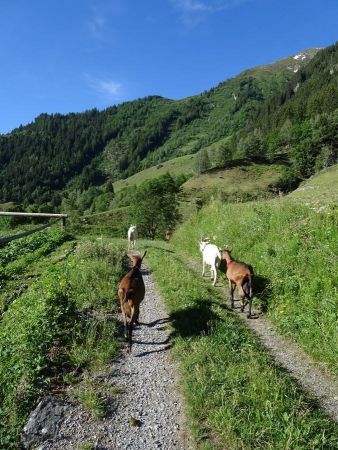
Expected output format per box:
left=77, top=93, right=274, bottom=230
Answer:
left=127, top=225, right=137, bottom=250
left=199, top=239, right=221, bottom=286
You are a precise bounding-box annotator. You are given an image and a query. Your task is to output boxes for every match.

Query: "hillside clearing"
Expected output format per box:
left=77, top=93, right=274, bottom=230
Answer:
left=288, top=164, right=338, bottom=208
left=182, top=162, right=286, bottom=202
left=114, top=154, right=196, bottom=193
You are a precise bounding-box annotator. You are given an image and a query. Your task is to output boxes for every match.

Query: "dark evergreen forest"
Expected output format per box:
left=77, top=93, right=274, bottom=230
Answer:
left=0, top=43, right=336, bottom=210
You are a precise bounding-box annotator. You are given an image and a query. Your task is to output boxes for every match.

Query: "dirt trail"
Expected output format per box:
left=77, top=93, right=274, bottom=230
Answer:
left=45, top=268, right=188, bottom=450
left=187, top=258, right=338, bottom=423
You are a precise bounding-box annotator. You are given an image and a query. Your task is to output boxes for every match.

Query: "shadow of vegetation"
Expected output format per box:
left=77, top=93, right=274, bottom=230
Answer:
left=134, top=344, right=173, bottom=358
left=133, top=336, right=171, bottom=346
left=143, top=244, right=176, bottom=254
left=170, top=299, right=220, bottom=338
left=146, top=317, right=170, bottom=328
left=205, top=157, right=272, bottom=174
left=253, top=274, right=273, bottom=313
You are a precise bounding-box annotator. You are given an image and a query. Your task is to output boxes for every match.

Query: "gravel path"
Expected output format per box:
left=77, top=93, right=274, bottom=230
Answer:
left=44, top=267, right=188, bottom=450
left=187, top=258, right=338, bottom=423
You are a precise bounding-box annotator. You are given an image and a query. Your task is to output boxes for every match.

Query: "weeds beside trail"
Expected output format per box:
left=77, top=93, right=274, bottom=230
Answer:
left=146, top=245, right=338, bottom=450
left=172, top=199, right=338, bottom=375
left=0, top=238, right=126, bottom=448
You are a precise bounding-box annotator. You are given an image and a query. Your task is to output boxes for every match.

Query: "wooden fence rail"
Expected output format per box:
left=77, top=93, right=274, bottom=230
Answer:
left=0, top=212, right=68, bottom=245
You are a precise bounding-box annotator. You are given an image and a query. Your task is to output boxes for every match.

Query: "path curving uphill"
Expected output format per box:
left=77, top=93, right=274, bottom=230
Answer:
left=45, top=267, right=188, bottom=449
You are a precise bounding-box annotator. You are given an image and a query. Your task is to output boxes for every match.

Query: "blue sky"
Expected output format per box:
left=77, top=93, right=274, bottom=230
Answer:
left=0, top=0, right=337, bottom=133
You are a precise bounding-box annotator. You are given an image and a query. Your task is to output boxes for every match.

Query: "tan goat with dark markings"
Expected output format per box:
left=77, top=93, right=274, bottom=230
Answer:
left=220, top=249, right=254, bottom=318
left=118, top=251, right=147, bottom=351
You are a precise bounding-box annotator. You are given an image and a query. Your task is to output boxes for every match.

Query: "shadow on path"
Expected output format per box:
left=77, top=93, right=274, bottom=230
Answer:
left=170, top=299, right=221, bottom=338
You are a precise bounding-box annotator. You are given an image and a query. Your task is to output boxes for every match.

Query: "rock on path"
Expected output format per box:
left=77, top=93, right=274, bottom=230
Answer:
left=44, top=268, right=188, bottom=450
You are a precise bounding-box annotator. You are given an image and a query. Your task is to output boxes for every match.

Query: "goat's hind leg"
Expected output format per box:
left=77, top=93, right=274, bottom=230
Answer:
left=210, top=267, right=217, bottom=286
left=134, top=305, right=140, bottom=325
left=247, top=296, right=253, bottom=319
left=229, top=280, right=235, bottom=309
left=202, top=260, right=205, bottom=277
left=121, top=310, right=128, bottom=340
left=128, top=307, right=137, bottom=352
left=240, top=296, right=248, bottom=313
left=127, top=321, right=133, bottom=352
left=242, top=280, right=253, bottom=318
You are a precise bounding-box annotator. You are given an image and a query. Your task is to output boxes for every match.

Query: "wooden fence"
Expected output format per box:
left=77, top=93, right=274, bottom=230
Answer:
left=0, top=212, right=68, bottom=244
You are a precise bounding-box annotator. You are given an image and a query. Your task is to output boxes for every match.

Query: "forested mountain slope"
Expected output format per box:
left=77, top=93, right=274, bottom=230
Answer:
left=1, top=44, right=337, bottom=210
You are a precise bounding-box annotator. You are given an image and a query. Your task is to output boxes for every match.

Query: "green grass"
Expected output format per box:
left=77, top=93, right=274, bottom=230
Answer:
left=114, top=154, right=196, bottom=192
left=69, top=373, right=107, bottom=418
left=0, top=238, right=126, bottom=448
left=288, top=164, right=338, bottom=208
left=145, top=244, right=337, bottom=449
left=0, top=239, right=76, bottom=314
left=73, top=206, right=131, bottom=237
left=182, top=162, right=286, bottom=203
left=171, top=196, right=338, bottom=375
left=0, top=227, right=69, bottom=301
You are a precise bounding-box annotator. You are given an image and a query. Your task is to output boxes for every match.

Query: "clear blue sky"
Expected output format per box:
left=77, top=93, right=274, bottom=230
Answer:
left=0, top=0, right=337, bottom=133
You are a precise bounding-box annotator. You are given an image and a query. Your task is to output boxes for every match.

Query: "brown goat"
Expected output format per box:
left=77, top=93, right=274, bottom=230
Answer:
left=220, top=249, right=254, bottom=318
left=118, top=251, right=147, bottom=351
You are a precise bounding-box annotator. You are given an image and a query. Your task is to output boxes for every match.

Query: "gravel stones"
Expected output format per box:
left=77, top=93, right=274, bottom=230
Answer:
left=44, top=268, right=188, bottom=449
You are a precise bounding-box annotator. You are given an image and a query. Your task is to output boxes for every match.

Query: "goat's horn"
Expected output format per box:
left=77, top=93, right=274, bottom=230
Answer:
left=141, top=251, right=147, bottom=261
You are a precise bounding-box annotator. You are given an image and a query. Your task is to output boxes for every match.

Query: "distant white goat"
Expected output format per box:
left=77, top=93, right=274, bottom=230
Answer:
left=128, top=225, right=137, bottom=250
left=199, top=238, right=221, bottom=286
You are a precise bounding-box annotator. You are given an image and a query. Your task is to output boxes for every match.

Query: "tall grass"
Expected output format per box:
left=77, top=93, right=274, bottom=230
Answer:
left=145, top=245, right=337, bottom=449
left=171, top=199, right=338, bottom=374
left=0, top=238, right=126, bottom=448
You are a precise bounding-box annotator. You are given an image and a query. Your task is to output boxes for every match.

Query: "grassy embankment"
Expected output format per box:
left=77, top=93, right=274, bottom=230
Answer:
left=0, top=236, right=126, bottom=448
left=181, top=162, right=286, bottom=204
left=113, top=154, right=196, bottom=192
left=145, top=243, right=337, bottom=449
left=171, top=166, right=338, bottom=375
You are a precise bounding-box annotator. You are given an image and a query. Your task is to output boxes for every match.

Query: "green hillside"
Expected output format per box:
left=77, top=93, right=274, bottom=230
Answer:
left=288, top=164, right=338, bottom=207
left=114, top=154, right=196, bottom=192
left=0, top=45, right=326, bottom=210
left=182, top=162, right=286, bottom=204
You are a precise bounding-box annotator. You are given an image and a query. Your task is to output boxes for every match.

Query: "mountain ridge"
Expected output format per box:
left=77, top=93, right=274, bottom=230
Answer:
left=0, top=43, right=336, bottom=210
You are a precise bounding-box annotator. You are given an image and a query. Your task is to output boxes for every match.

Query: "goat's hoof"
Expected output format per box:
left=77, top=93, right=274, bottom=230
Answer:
left=247, top=314, right=252, bottom=319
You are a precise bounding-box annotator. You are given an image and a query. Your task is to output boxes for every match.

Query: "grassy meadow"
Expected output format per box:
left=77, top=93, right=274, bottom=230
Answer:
left=145, top=244, right=338, bottom=449
left=182, top=162, right=286, bottom=203
left=114, top=154, right=196, bottom=192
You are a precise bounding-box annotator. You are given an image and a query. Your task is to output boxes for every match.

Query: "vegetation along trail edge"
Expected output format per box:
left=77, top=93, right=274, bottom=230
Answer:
left=45, top=261, right=189, bottom=450
left=185, top=256, right=338, bottom=423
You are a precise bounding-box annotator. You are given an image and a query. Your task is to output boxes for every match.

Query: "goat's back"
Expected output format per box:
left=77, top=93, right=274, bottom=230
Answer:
left=118, top=266, right=145, bottom=305
left=202, top=244, right=221, bottom=264
left=225, top=260, right=253, bottom=283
